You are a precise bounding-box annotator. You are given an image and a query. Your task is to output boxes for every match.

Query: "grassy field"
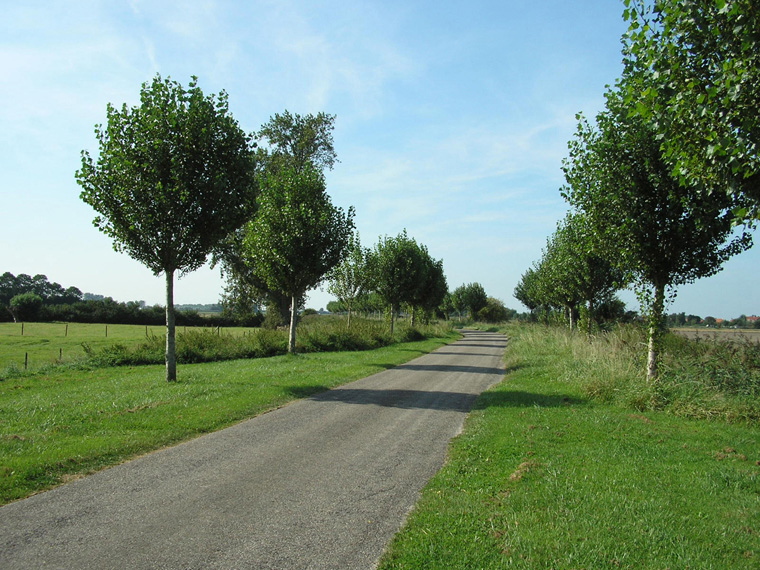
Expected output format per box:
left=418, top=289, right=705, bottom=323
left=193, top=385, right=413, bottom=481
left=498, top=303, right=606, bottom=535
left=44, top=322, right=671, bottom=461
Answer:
left=0, top=322, right=251, bottom=372
left=378, top=324, right=760, bottom=569
left=0, top=330, right=458, bottom=505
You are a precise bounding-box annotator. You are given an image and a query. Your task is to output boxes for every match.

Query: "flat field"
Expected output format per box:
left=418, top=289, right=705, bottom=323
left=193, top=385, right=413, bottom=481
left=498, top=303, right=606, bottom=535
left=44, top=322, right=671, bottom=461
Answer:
left=674, top=327, right=760, bottom=343
left=0, top=322, right=248, bottom=371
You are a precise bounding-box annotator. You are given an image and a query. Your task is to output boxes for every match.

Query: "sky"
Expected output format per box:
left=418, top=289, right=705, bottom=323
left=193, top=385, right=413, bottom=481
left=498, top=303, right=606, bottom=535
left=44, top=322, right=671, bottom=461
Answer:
left=1, top=0, right=757, bottom=320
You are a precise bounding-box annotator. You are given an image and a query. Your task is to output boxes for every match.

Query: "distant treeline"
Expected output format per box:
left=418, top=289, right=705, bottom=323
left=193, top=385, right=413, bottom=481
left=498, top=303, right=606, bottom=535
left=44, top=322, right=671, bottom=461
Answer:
left=0, top=272, right=253, bottom=326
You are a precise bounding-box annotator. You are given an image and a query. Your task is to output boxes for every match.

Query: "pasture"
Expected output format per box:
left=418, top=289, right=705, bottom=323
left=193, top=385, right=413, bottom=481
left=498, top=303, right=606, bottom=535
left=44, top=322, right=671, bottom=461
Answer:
left=0, top=322, right=247, bottom=372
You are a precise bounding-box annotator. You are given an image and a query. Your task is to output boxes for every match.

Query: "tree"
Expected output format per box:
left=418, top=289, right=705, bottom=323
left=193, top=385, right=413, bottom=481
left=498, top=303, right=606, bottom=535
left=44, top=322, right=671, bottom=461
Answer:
left=454, top=283, right=488, bottom=320
left=541, top=213, right=623, bottom=335
left=622, top=0, right=760, bottom=216
left=477, top=297, right=513, bottom=323
left=327, top=232, right=370, bottom=328
left=257, top=110, right=338, bottom=174
left=368, top=231, right=428, bottom=334
left=412, top=254, right=447, bottom=324
left=242, top=165, right=354, bottom=353
left=9, top=293, right=43, bottom=322
left=217, top=110, right=339, bottom=323
left=562, top=88, right=752, bottom=380
left=77, top=74, right=257, bottom=381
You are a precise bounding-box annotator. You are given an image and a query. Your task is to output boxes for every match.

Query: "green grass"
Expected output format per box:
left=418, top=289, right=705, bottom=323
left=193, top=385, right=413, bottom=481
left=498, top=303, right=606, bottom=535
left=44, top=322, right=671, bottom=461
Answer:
left=0, top=322, right=248, bottom=371
left=0, top=332, right=458, bottom=505
left=378, top=324, right=760, bottom=569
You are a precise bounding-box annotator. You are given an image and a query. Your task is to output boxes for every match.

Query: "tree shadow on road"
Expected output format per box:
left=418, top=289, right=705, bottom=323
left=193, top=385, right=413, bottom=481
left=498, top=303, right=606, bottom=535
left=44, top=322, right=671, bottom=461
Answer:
left=286, top=386, right=484, bottom=413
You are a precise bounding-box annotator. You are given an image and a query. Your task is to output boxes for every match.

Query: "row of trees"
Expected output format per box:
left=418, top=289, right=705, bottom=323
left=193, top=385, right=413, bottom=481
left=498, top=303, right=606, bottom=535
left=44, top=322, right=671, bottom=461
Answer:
left=0, top=272, right=239, bottom=326
left=517, top=1, right=757, bottom=381
left=1, top=273, right=84, bottom=316
left=77, top=76, right=354, bottom=380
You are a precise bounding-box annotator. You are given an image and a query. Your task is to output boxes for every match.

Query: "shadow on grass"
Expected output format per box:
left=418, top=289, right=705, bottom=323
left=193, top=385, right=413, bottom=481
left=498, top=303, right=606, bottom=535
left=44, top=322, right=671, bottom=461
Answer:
left=473, top=390, right=587, bottom=410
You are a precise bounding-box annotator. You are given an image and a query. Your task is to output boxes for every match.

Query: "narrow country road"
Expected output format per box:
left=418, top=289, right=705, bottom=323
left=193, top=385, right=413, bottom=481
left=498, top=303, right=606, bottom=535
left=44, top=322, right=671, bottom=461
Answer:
left=0, top=330, right=507, bottom=570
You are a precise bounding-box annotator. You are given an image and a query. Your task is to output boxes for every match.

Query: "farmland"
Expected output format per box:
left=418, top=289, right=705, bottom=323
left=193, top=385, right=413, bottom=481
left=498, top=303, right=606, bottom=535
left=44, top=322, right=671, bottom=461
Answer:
left=673, top=327, right=760, bottom=344
left=0, top=322, right=248, bottom=372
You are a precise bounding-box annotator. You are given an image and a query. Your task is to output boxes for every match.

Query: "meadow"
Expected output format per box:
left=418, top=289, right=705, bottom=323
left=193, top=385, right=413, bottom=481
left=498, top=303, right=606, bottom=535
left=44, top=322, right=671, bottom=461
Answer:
left=0, top=322, right=219, bottom=371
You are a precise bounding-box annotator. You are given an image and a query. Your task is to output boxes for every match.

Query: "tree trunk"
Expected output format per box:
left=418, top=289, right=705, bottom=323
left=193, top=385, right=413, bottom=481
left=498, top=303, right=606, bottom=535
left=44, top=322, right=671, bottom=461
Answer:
left=646, top=283, right=666, bottom=382
left=390, top=303, right=397, bottom=335
left=567, top=306, right=577, bottom=331
left=165, top=269, right=177, bottom=382
left=288, top=294, right=298, bottom=353
left=587, top=299, right=594, bottom=340
left=411, top=307, right=416, bottom=327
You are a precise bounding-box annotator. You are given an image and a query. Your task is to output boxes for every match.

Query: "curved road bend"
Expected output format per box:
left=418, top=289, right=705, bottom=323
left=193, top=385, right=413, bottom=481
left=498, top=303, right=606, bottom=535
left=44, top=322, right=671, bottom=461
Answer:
left=0, top=330, right=507, bottom=570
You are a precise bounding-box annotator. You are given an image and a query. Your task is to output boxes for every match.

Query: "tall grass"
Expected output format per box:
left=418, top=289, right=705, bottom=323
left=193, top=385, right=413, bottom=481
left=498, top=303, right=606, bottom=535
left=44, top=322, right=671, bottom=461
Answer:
left=485, top=323, right=760, bottom=422
left=0, top=317, right=453, bottom=379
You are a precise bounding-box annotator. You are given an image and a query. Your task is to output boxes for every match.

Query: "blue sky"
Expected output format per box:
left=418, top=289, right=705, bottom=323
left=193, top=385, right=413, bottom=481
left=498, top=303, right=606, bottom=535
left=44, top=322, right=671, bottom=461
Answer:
left=1, top=0, right=757, bottom=319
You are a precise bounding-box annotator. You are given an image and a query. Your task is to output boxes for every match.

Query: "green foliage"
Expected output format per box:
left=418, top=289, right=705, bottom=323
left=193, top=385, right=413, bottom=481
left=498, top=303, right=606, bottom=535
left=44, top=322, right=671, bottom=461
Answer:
left=326, top=231, right=371, bottom=327
left=0, top=273, right=82, bottom=317
left=562, top=87, right=752, bottom=379
left=9, top=293, right=43, bottom=322
left=622, top=0, right=760, bottom=215
left=452, top=283, right=488, bottom=320
left=476, top=297, right=514, bottom=323
left=367, top=230, right=441, bottom=333
left=256, top=110, right=337, bottom=174
left=242, top=165, right=354, bottom=352
left=77, top=74, right=257, bottom=277
left=77, top=74, right=257, bottom=381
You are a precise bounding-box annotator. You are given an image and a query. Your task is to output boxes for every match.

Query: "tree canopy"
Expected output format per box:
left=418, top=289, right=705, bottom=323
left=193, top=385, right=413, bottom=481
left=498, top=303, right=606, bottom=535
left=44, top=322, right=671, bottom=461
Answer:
left=622, top=0, right=760, bottom=215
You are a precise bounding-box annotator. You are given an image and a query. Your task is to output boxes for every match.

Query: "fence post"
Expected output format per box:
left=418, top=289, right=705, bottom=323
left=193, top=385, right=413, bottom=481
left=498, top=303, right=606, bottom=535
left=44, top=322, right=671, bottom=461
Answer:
left=21, top=323, right=24, bottom=336
left=105, top=325, right=108, bottom=338
left=65, top=323, right=69, bottom=337
left=24, top=353, right=28, bottom=370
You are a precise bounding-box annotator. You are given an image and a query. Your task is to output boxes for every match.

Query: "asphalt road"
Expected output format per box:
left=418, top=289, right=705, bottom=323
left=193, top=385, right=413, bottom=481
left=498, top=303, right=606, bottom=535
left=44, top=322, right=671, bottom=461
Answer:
left=0, top=329, right=507, bottom=569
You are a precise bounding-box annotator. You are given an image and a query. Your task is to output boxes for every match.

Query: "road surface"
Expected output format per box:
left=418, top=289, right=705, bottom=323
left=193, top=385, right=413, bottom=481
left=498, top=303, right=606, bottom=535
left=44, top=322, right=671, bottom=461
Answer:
left=0, top=329, right=507, bottom=569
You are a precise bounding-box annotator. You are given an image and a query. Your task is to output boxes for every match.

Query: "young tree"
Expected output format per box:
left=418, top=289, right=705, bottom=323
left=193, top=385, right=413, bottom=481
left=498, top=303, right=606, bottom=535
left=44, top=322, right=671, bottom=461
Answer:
left=563, top=89, right=752, bottom=380
left=461, top=282, right=488, bottom=320
left=77, top=75, right=257, bottom=381
left=368, top=231, right=427, bottom=334
left=542, top=213, right=624, bottom=335
left=413, top=254, right=447, bottom=324
left=9, top=293, right=43, bottom=322
left=327, top=231, right=370, bottom=329
left=622, top=0, right=760, bottom=215
left=243, top=166, right=354, bottom=353
left=217, top=110, right=339, bottom=322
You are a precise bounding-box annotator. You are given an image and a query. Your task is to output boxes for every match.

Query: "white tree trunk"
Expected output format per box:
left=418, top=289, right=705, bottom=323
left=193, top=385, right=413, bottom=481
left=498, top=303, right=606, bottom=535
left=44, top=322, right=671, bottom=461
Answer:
left=165, top=269, right=177, bottom=382
left=646, top=283, right=666, bottom=382
left=288, top=295, right=298, bottom=353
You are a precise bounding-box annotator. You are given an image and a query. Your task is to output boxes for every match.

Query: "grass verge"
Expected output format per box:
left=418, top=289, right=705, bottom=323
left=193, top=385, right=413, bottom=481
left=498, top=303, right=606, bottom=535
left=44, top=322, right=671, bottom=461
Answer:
left=378, top=324, right=760, bottom=569
left=0, top=331, right=458, bottom=505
